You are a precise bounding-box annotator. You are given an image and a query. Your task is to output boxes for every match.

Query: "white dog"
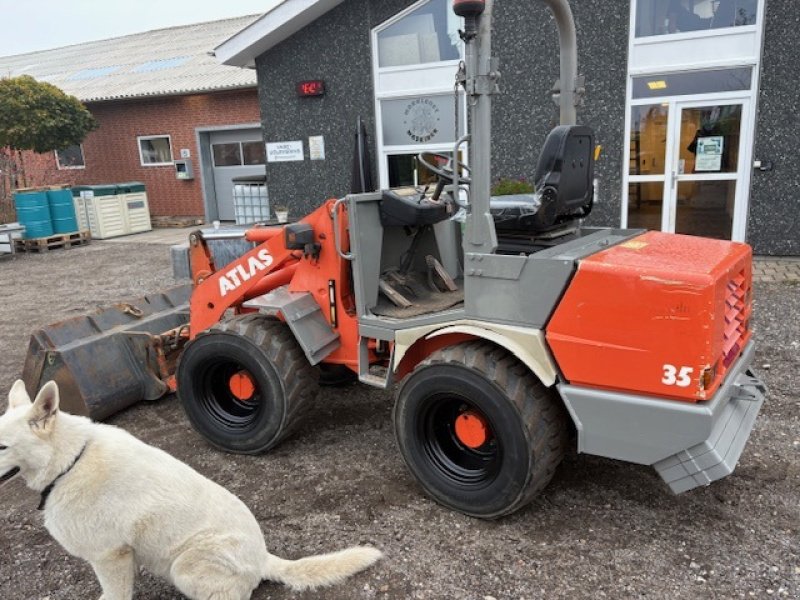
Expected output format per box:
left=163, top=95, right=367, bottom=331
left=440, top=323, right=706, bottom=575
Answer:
left=0, top=380, right=381, bottom=600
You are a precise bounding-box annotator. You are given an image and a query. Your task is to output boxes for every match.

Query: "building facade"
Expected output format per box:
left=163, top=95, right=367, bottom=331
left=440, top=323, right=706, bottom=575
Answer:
left=217, top=0, right=798, bottom=255
left=17, top=90, right=260, bottom=218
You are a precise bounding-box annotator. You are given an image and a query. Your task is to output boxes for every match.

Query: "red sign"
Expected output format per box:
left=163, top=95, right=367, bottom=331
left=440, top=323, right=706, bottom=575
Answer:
left=297, top=80, right=325, bottom=97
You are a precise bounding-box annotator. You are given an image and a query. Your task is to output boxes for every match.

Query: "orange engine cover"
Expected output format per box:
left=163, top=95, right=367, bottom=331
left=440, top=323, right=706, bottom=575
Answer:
left=546, top=231, right=752, bottom=402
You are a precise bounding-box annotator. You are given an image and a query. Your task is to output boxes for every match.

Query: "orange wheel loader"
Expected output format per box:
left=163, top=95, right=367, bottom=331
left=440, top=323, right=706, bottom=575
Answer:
left=22, top=0, right=765, bottom=519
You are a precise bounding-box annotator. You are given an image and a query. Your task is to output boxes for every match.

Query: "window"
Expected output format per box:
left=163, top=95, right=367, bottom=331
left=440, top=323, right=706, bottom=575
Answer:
left=387, top=154, right=441, bottom=188
left=211, top=141, right=266, bottom=167
left=387, top=151, right=464, bottom=188
left=373, top=0, right=466, bottom=189
left=629, top=105, right=669, bottom=176
left=242, top=141, right=266, bottom=166
left=381, top=95, right=457, bottom=146
left=55, top=144, right=85, bottom=169
left=635, top=0, right=758, bottom=38
left=212, top=143, right=242, bottom=167
left=138, top=135, right=173, bottom=166
left=632, top=68, right=752, bottom=99
left=377, top=0, right=460, bottom=68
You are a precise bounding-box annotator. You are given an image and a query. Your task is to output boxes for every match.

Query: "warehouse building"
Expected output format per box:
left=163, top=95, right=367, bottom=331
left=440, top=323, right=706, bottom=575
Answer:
left=0, top=15, right=263, bottom=221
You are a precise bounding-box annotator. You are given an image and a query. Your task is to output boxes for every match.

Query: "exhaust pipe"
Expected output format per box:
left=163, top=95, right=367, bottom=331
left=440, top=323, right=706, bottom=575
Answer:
left=541, top=0, right=579, bottom=126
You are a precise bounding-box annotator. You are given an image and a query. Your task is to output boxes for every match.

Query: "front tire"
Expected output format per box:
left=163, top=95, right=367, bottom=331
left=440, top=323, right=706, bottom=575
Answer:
left=393, top=342, right=568, bottom=518
left=177, top=315, right=318, bottom=454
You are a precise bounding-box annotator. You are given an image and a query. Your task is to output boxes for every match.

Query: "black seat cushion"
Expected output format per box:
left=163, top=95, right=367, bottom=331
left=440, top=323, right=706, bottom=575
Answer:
left=491, top=125, right=595, bottom=233
left=490, top=193, right=542, bottom=232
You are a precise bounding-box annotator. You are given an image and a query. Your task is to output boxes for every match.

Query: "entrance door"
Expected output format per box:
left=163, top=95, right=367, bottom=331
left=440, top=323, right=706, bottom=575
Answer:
left=669, top=100, right=748, bottom=240
left=626, top=97, right=750, bottom=241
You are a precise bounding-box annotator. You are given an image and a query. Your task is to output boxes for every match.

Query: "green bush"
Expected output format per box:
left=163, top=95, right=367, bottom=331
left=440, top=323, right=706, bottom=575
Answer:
left=491, top=177, right=534, bottom=196
left=0, top=76, right=97, bottom=153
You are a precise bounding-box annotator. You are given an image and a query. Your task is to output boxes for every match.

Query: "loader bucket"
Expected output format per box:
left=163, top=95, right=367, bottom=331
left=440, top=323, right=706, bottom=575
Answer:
left=21, top=285, right=191, bottom=421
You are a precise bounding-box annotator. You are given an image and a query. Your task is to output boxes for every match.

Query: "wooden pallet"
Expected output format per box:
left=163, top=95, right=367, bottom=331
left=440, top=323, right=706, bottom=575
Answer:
left=14, top=230, right=91, bottom=253
left=150, top=216, right=204, bottom=229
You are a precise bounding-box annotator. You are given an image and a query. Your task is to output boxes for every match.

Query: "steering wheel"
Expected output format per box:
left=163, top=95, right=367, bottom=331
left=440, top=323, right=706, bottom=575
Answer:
left=417, top=152, right=472, bottom=202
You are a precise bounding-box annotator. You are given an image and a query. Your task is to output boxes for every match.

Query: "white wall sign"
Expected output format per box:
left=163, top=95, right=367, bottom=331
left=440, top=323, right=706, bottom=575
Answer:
left=309, top=135, right=325, bottom=160
left=266, top=140, right=304, bottom=162
left=180, top=148, right=191, bottom=158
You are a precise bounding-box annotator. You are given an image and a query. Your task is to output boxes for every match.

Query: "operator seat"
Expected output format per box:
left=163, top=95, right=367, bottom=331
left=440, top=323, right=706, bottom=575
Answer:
left=491, top=125, right=595, bottom=233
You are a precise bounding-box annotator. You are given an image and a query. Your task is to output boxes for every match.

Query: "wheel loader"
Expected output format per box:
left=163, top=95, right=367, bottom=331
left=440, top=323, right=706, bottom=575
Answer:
left=22, top=0, right=765, bottom=519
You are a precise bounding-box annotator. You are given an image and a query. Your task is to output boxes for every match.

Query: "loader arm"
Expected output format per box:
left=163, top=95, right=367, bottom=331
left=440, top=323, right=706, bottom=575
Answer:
left=188, top=228, right=301, bottom=337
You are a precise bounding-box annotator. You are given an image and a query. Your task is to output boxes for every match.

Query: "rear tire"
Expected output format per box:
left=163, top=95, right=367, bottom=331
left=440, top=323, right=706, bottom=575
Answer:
left=393, top=341, right=568, bottom=518
left=177, top=315, right=318, bottom=454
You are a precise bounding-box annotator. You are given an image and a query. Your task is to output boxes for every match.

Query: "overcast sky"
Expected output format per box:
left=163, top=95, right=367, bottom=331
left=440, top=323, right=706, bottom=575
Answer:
left=0, top=0, right=284, bottom=57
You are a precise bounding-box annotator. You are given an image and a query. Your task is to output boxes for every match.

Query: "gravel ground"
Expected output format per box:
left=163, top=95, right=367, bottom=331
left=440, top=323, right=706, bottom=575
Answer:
left=0, top=242, right=798, bottom=600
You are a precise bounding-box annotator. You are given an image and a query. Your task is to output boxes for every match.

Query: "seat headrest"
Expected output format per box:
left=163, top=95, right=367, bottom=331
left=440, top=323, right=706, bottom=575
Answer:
left=533, top=125, right=595, bottom=229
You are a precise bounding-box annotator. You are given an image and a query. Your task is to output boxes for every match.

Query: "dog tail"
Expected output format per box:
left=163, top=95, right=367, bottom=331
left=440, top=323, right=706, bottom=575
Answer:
left=265, top=545, right=382, bottom=591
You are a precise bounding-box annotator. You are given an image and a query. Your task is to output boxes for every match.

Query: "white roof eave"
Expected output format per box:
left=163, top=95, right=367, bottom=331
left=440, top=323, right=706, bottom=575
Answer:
left=214, top=0, right=345, bottom=67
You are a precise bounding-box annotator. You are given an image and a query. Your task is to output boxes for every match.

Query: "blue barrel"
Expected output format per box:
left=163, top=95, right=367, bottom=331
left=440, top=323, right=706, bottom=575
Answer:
left=46, top=189, right=79, bottom=234
left=14, top=191, right=54, bottom=239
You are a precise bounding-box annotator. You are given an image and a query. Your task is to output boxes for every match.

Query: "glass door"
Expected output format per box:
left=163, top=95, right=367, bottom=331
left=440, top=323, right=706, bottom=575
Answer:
left=626, top=97, right=750, bottom=240
left=669, top=100, right=747, bottom=240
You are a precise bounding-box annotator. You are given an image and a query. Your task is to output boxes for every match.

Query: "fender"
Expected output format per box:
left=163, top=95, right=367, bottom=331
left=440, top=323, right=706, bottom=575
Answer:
left=393, top=320, right=559, bottom=387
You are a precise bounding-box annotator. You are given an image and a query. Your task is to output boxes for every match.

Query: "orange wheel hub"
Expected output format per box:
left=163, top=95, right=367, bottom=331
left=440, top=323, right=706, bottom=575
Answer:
left=454, top=410, right=490, bottom=449
left=228, top=370, right=256, bottom=401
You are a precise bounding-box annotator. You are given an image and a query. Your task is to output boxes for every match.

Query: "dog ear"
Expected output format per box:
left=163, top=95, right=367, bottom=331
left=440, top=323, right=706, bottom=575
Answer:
left=7, top=379, right=32, bottom=412
left=29, top=381, right=60, bottom=434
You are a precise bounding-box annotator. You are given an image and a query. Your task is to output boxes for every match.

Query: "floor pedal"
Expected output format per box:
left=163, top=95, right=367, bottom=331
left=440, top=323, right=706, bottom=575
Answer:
left=379, top=278, right=413, bottom=308
left=426, top=255, right=458, bottom=292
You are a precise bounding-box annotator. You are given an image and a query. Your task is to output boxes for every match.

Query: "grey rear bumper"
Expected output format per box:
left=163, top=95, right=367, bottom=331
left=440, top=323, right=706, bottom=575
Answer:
left=558, top=341, right=765, bottom=493
left=653, top=369, right=764, bottom=493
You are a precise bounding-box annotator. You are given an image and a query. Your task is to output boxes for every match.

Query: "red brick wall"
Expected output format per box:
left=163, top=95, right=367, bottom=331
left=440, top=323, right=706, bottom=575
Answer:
left=20, top=89, right=261, bottom=217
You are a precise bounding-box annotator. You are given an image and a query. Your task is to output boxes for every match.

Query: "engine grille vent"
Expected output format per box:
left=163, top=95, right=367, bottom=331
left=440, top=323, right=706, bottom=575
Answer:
left=722, top=270, right=750, bottom=368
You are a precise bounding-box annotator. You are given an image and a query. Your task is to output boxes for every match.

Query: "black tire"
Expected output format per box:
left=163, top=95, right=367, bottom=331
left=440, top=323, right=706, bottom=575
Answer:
left=393, top=341, right=568, bottom=519
left=177, top=314, right=318, bottom=454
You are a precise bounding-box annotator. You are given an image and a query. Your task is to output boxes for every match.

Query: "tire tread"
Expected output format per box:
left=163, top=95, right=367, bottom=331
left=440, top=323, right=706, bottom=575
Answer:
left=405, top=341, right=568, bottom=518
left=203, top=315, right=318, bottom=451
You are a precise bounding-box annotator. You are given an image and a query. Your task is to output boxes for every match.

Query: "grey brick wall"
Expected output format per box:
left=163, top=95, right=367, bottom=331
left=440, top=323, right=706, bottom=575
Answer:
left=747, top=0, right=800, bottom=255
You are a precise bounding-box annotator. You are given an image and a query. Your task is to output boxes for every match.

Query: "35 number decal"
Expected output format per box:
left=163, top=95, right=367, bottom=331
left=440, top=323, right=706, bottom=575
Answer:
left=662, top=364, right=693, bottom=387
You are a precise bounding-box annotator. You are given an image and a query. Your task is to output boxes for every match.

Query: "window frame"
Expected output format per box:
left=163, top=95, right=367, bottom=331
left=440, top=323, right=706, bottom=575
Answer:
left=137, top=134, right=174, bottom=167
left=632, top=0, right=760, bottom=40
left=375, top=0, right=462, bottom=70
left=54, top=144, right=86, bottom=170
left=372, top=0, right=467, bottom=189
left=211, top=142, right=244, bottom=168
left=210, top=140, right=267, bottom=168
left=622, top=0, right=766, bottom=243
left=241, top=140, right=267, bottom=166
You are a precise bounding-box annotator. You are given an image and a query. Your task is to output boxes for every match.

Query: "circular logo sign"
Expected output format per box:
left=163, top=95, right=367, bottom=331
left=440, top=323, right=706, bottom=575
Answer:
left=404, top=98, right=440, bottom=144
